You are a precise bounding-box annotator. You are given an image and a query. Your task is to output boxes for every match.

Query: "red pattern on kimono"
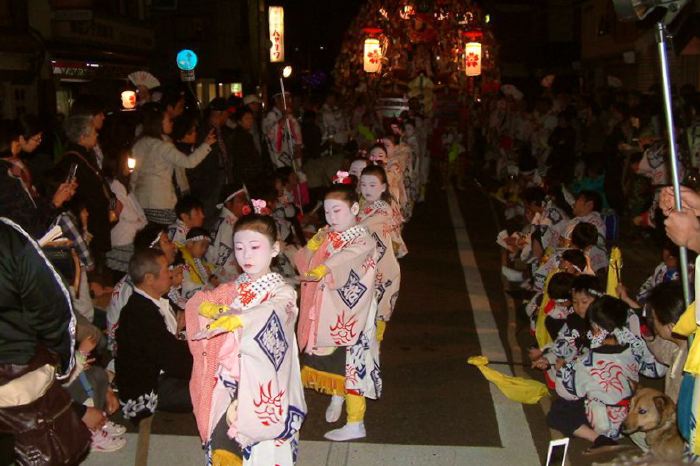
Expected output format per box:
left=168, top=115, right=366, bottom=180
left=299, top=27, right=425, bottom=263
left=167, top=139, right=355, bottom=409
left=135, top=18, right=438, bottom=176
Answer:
left=358, top=200, right=402, bottom=321
left=295, top=225, right=378, bottom=351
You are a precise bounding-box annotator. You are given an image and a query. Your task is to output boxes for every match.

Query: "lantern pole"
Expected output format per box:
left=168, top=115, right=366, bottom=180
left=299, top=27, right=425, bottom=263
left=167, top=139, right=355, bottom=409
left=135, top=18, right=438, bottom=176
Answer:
left=655, top=21, right=691, bottom=307
left=279, top=65, right=303, bottom=213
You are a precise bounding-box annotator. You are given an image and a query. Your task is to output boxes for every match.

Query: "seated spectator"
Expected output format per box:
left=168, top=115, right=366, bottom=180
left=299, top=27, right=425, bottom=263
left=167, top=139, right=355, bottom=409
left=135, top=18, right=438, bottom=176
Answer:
left=106, top=224, right=177, bottom=350
left=115, top=248, right=193, bottom=421
left=645, top=281, right=687, bottom=402
left=176, top=227, right=217, bottom=299
left=207, top=183, right=248, bottom=283
left=570, top=222, right=608, bottom=276
left=561, top=190, right=606, bottom=246
left=168, top=195, right=205, bottom=246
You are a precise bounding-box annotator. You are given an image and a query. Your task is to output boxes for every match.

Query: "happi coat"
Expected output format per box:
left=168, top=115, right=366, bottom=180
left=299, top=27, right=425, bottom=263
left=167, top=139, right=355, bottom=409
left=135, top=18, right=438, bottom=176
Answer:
left=206, top=206, right=240, bottom=283
left=358, top=200, right=401, bottom=322
left=295, top=224, right=382, bottom=399
left=555, top=330, right=666, bottom=439
left=186, top=272, right=306, bottom=465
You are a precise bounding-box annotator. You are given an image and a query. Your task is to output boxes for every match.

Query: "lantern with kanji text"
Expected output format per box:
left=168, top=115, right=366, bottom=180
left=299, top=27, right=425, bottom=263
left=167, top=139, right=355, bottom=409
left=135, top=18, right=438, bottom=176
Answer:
left=269, top=6, right=284, bottom=63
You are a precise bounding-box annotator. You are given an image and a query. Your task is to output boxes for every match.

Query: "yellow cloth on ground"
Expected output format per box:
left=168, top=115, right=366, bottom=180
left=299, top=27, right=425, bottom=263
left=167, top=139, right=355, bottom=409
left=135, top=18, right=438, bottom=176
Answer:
left=346, top=394, right=366, bottom=423
left=467, top=356, right=549, bottom=404
left=606, top=247, right=622, bottom=297
left=535, top=271, right=556, bottom=349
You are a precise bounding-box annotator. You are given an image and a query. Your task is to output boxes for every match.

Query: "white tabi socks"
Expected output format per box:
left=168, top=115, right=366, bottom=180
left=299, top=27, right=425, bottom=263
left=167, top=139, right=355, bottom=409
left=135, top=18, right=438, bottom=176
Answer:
left=323, top=422, right=366, bottom=442
left=325, top=395, right=344, bottom=423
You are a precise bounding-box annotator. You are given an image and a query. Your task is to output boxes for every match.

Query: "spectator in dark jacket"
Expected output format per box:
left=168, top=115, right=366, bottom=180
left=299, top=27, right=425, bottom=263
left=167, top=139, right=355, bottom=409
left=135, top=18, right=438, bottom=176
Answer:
left=115, top=248, right=192, bottom=421
left=56, top=115, right=114, bottom=264
left=230, top=106, right=265, bottom=185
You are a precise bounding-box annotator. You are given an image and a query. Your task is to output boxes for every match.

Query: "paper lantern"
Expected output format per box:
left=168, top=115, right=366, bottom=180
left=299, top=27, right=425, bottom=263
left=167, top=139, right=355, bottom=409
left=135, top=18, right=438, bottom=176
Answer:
left=364, top=38, right=382, bottom=73
left=464, top=41, right=482, bottom=76
left=269, top=6, right=284, bottom=63
left=120, top=90, right=136, bottom=109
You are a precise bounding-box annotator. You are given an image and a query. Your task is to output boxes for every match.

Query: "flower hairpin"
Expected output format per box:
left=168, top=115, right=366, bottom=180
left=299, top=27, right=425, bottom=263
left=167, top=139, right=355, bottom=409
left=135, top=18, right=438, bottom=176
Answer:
left=332, top=171, right=352, bottom=185
left=252, top=199, right=271, bottom=215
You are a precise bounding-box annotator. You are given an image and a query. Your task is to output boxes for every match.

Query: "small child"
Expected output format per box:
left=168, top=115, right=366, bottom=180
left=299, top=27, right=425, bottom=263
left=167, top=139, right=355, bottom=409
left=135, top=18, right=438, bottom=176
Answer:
left=559, top=249, right=587, bottom=276
left=530, top=275, right=602, bottom=380
left=548, top=296, right=666, bottom=453
left=543, top=272, right=576, bottom=340
left=643, top=281, right=687, bottom=402
left=207, top=184, right=249, bottom=283
left=295, top=178, right=379, bottom=442
left=635, top=240, right=694, bottom=305
left=179, top=227, right=217, bottom=299
left=169, top=196, right=206, bottom=247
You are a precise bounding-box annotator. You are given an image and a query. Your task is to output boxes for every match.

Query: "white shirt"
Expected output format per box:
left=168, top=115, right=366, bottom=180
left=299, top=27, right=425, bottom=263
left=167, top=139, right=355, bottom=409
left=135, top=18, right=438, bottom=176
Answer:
left=109, top=179, right=147, bottom=247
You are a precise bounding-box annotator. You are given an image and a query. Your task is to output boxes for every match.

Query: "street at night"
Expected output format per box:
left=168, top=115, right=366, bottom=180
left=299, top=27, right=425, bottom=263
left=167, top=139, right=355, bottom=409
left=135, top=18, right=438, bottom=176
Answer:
left=1, top=1, right=700, bottom=465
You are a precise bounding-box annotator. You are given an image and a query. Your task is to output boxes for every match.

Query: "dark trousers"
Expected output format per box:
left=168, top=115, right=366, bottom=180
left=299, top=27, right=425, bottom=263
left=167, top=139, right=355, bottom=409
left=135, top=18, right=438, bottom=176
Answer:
left=157, top=375, right=192, bottom=413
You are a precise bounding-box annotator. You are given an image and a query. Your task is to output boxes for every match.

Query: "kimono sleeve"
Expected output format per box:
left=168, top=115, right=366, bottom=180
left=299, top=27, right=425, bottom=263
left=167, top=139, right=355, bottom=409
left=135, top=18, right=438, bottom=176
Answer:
left=633, top=338, right=668, bottom=378
left=236, top=289, right=303, bottom=445
left=324, top=235, right=375, bottom=290
left=554, top=357, right=589, bottom=401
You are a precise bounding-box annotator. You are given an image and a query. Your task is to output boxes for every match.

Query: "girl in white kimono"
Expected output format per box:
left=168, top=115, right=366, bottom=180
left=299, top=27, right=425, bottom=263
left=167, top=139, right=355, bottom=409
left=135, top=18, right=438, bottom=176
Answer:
left=549, top=296, right=666, bottom=453
left=186, top=207, right=306, bottom=465
left=357, top=165, right=402, bottom=343
left=295, top=176, right=380, bottom=442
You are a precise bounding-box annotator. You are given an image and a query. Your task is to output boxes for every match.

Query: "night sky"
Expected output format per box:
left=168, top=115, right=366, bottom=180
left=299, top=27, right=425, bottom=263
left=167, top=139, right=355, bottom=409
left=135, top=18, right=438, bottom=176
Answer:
left=278, top=0, right=364, bottom=74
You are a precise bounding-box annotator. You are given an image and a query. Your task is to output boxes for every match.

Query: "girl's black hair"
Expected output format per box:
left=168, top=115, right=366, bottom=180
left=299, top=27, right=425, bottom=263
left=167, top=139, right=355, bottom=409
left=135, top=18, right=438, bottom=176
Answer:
left=588, top=295, right=628, bottom=332
left=561, top=249, right=587, bottom=272
left=234, top=214, right=278, bottom=243
left=571, top=274, right=603, bottom=296
left=647, top=281, right=686, bottom=326
left=571, top=222, right=599, bottom=250
left=547, top=272, right=575, bottom=300
left=325, top=183, right=359, bottom=205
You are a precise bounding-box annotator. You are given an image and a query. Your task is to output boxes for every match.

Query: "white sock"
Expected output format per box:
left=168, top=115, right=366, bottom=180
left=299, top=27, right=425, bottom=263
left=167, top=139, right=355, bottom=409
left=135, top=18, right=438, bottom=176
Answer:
left=325, top=395, right=344, bottom=423
left=324, top=421, right=366, bottom=442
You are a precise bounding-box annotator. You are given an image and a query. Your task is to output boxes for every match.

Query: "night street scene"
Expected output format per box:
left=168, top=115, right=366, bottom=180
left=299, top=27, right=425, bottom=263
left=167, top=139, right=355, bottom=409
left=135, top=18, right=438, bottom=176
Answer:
left=1, top=0, right=700, bottom=465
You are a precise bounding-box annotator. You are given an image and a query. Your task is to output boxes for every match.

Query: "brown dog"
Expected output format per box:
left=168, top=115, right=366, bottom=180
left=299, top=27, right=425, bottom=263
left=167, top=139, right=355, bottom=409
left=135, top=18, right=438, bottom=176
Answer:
left=623, top=387, right=684, bottom=461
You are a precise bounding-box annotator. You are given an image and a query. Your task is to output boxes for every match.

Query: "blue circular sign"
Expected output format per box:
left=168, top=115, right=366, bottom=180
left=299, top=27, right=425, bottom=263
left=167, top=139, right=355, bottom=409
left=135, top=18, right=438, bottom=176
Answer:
left=176, top=49, right=198, bottom=71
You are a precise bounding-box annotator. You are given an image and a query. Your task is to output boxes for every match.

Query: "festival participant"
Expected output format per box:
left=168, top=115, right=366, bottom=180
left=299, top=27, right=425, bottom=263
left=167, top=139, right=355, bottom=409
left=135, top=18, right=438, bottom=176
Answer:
left=263, top=92, right=302, bottom=169
left=115, top=248, right=193, bottom=420
left=358, top=165, right=402, bottom=342
left=548, top=296, right=666, bottom=453
left=168, top=195, right=206, bottom=247
left=207, top=184, right=249, bottom=283
left=186, top=204, right=306, bottom=465
left=295, top=175, right=380, bottom=442
left=178, top=227, right=217, bottom=299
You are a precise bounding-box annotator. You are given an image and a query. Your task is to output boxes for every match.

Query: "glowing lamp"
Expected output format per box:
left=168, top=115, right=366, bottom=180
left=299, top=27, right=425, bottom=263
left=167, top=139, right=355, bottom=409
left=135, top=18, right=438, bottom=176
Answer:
left=176, top=49, right=198, bottom=71
left=282, top=65, right=293, bottom=78
left=465, top=42, right=482, bottom=76
left=127, top=157, right=136, bottom=172
left=121, top=90, right=136, bottom=109
left=269, top=6, right=285, bottom=63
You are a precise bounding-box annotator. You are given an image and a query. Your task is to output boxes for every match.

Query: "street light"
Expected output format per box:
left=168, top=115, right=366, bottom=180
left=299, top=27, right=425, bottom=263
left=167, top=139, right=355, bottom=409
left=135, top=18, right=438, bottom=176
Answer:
left=282, top=65, right=293, bottom=78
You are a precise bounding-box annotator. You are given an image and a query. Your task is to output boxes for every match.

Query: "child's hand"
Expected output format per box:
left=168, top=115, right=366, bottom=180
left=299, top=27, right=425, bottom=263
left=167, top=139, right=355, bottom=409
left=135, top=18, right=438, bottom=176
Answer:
left=105, top=387, right=120, bottom=415
left=81, top=407, right=106, bottom=431
left=554, top=358, right=566, bottom=370
left=616, top=284, right=629, bottom=301
left=531, top=358, right=549, bottom=370
left=528, top=347, right=543, bottom=361
left=79, top=335, right=97, bottom=355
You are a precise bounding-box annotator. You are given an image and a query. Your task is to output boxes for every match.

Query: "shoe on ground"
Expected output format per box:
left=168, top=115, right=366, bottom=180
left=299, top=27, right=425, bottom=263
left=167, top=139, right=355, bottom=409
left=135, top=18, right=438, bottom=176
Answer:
left=325, top=395, right=344, bottom=423
left=102, top=420, right=127, bottom=437
left=91, top=429, right=126, bottom=453
left=324, top=422, right=366, bottom=442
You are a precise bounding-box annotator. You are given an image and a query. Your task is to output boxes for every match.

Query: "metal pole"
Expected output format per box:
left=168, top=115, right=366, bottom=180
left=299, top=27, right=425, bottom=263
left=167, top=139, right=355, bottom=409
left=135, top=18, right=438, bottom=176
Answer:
left=656, top=21, right=691, bottom=307
left=279, top=76, right=304, bottom=212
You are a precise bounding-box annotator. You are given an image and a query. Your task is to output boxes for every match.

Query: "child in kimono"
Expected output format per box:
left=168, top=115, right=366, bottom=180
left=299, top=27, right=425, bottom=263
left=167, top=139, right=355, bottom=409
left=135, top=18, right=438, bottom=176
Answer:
left=295, top=176, right=380, bottom=442
left=531, top=275, right=602, bottom=385
left=169, top=195, right=205, bottom=246
left=187, top=207, right=306, bottom=465
left=548, top=296, right=666, bottom=453
left=358, top=165, right=402, bottom=342
left=179, top=227, right=218, bottom=299
left=207, top=184, right=249, bottom=283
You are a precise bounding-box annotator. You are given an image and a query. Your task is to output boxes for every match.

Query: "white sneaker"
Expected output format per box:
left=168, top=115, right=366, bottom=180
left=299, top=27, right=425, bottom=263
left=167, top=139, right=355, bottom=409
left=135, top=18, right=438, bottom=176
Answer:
left=102, top=421, right=127, bottom=437
left=323, top=422, right=366, bottom=441
left=91, top=429, right=126, bottom=453
left=501, top=266, right=524, bottom=282
left=325, top=395, right=344, bottom=423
